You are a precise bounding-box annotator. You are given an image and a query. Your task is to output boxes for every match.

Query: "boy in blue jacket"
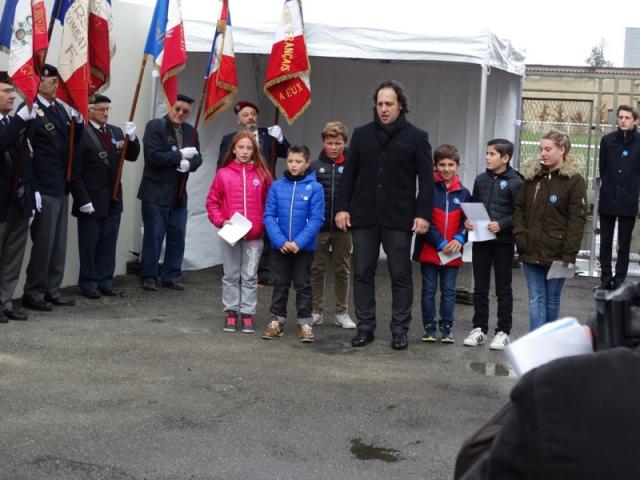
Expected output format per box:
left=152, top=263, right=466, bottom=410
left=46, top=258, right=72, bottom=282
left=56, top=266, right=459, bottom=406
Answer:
left=263, top=146, right=324, bottom=343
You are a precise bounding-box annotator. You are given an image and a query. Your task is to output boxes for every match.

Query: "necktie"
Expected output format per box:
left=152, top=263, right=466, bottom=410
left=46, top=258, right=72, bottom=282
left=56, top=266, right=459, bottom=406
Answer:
left=49, top=102, right=57, bottom=113
left=1, top=117, right=8, bottom=127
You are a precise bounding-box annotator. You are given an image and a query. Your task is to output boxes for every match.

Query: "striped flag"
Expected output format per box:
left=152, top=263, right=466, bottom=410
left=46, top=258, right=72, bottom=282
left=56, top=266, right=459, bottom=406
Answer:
left=144, top=0, right=187, bottom=107
left=88, top=0, right=116, bottom=93
left=263, top=0, right=310, bottom=124
left=203, top=0, right=237, bottom=122
left=52, top=0, right=90, bottom=118
left=0, top=0, right=48, bottom=107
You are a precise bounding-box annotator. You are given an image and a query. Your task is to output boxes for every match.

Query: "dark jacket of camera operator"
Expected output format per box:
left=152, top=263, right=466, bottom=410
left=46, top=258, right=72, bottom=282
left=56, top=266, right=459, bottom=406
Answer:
left=457, top=346, right=640, bottom=480
left=512, top=155, right=587, bottom=265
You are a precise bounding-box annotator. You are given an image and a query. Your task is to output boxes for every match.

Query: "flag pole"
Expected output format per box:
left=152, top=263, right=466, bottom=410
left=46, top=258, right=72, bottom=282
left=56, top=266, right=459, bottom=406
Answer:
left=111, top=54, right=148, bottom=200
left=269, top=108, right=280, bottom=175
left=176, top=74, right=209, bottom=200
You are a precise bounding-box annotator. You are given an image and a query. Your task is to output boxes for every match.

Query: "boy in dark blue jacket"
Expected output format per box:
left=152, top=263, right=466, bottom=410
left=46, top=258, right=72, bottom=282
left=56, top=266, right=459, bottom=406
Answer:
left=463, top=139, right=522, bottom=351
left=263, top=146, right=324, bottom=343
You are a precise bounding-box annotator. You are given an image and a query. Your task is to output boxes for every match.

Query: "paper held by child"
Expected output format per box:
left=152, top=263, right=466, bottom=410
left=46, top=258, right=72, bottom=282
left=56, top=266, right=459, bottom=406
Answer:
left=438, top=250, right=462, bottom=265
left=217, top=212, right=252, bottom=246
left=546, top=261, right=577, bottom=280
left=460, top=203, right=496, bottom=242
left=505, top=317, right=593, bottom=377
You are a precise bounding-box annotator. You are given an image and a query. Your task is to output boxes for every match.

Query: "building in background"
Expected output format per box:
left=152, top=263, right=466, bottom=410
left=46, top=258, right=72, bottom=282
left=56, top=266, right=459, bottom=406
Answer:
left=624, top=28, right=640, bottom=68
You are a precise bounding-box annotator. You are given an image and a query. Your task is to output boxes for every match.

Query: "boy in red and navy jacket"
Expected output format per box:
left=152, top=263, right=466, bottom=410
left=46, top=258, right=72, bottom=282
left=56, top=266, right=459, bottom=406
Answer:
left=413, top=144, right=471, bottom=343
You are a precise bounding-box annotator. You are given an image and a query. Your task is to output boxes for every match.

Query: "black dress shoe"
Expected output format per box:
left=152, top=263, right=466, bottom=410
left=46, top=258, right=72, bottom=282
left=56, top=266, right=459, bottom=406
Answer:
left=98, top=287, right=120, bottom=297
left=0, top=311, right=7, bottom=323
left=4, top=307, right=27, bottom=321
left=162, top=281, right=185, bottom=291
left=45, top=294, right=75, bottom=306
left=22, top=296, right=53, bottom=312
left=141, top=280, right=158, bottom=291
left=351, top=331, right=375, bottom=347
left=391, top=333, right=409, bottom=350
left=82, top=289, right=101, bottom=299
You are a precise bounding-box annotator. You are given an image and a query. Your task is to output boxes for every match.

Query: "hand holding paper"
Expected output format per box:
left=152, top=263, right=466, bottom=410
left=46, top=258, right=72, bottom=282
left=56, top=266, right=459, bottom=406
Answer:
left=461, top=203, right=496, bottom=242
left=217, top=212, right=252, bottom=246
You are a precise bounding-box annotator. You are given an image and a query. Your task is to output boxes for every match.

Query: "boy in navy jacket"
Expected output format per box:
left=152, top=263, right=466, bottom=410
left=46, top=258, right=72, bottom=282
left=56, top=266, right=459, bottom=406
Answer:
left=263, top=146, right=324, bottom=343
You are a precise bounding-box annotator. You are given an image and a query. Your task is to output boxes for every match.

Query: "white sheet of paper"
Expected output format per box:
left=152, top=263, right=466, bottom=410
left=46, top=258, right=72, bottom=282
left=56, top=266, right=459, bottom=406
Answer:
left=460, top=203, right=496, bottom=242
left=505, top=317, right=593, bottom=377
left=217, top=212, right=252, bottom=246
left=438, top=250, right=462, bottom=265
left=546, top=261, right=577, bottom=280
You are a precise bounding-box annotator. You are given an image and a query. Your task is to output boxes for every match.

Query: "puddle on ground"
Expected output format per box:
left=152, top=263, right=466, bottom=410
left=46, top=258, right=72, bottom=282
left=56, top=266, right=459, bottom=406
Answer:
left=350, top=438, right=403, bottom=462
left=469, top=362, right=516, bottom=378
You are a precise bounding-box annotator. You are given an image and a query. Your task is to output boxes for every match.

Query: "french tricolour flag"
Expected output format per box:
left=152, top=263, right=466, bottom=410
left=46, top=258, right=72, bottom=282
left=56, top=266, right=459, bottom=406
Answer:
left=204, top=0, right=237, bottom=122
left=0, top=0, right=48, bottom=107
left=144, top=0, right=187, bottom=107
left=263, top=0, right=311, bottom=124
left=88, top=0, right=115, bottom=93
left=52, top=0, right=91, bottom=118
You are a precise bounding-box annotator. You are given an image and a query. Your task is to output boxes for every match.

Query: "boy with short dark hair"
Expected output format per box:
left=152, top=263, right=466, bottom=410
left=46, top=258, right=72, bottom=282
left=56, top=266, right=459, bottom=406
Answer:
left=262, top=145, right=325, bottom=343
left=464, top=139, right=522, bottom=350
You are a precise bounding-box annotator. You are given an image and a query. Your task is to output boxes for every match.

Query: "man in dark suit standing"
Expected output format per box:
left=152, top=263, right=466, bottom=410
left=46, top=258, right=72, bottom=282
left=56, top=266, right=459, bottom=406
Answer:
left=217, top=101, right=290, bottom=286
left=0, top=72, right=37, bottom=322
left=70, top=94, right=140, bottom=299
left=22, top=64, right=84, bottom=312
left=138, top=94, right=202, bottom=291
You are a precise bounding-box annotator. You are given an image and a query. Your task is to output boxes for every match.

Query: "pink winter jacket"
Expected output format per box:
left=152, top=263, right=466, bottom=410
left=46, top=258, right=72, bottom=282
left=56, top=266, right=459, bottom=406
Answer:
left=206, top=160, right=271, bottom=240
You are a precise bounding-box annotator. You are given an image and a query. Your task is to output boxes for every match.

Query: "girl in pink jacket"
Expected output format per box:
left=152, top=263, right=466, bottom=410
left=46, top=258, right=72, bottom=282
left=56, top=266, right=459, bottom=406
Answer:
left=206, top=131, right=272, bottom=333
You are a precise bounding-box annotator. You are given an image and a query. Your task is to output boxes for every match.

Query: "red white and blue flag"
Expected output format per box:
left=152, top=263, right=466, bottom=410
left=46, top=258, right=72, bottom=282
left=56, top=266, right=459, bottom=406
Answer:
left=88, top=0, right=115, bottom=93
left=203, top=0, right=237, bottom=122
left=263, top=0, right=311, bottom=124
left=144, top=0, right=187, bottom=107
left=0, top=0, right=49, bottom=107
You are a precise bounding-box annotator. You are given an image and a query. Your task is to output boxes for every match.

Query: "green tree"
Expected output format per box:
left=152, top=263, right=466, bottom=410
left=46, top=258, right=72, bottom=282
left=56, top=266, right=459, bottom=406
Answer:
left=586, top=39, right=613, bottom=67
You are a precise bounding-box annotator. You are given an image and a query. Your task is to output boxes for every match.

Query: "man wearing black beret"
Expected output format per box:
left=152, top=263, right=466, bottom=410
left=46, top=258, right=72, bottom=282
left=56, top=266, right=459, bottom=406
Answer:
left=70, top=94, right=140, bottom=299
left=137, top=94, right=202, bottom=291
left=22, top=64, right=84, bottom=311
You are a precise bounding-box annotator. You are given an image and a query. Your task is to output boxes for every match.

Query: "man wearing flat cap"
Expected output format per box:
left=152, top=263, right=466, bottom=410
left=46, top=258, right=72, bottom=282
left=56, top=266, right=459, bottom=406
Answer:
left=22, top=64, right=84, bottom=312
left=217, top=100, right=290, bottom=173
left=0, top=72, right=37, bottom=322
left=138, top=94, right=203, bottom=291
left=218, top=100, right=290, bottom=286
left=70, top=94, right=140, bottom=299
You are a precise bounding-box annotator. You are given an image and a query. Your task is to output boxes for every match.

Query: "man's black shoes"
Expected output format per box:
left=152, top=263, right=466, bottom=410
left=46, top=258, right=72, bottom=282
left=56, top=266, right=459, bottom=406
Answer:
left=351, top=331, right=375, bottom=347
left=141, top=280, right=158, bottom=291
left=22, top=296, right=53, bottom=312
left=82, top=289, right=101, bottom=300
left=391, top=333, right=409, bottom=350
left=162, top=281, right=185, bottom=291
left=99, top=288, right=120, bottom=297
left=4, top=306, right=27, bottom=320
left=44, top=294, right=75, bottom=306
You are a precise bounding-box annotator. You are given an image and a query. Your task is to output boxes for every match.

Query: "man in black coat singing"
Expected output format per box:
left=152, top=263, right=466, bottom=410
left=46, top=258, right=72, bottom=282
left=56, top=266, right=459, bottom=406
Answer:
left=138, top=94, right=202, bottom=291
left=0, top=72, right=37, bottom=322
left=335, top=80, right=434, bottom=350
left=597, top=104, right=640, bottom=290
left=70, top=94, right=140, bottom=299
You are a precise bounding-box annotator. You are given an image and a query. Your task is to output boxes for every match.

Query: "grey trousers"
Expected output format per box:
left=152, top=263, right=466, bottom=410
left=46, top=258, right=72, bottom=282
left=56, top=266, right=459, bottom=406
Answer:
left=0, top=216, right=29, bottom=310
left=24, top=194, right=68, bottom=301
left=220, top=238, right=263, bottom=315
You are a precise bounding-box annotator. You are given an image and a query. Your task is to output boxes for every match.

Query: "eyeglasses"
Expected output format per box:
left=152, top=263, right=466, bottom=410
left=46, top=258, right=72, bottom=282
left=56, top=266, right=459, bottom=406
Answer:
left=0, top=87, right=16, bottom=94
left=174, top=107, right=191, bottom=114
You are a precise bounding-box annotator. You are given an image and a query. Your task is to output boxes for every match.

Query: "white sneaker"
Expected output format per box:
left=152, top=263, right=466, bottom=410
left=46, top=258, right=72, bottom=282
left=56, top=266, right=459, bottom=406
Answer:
left=489, top=331, right=510, bottom=350
left=463, top=327, right=487, bottom=347
left=312, top=312, right=324, bottom=325
left=334, top=312, right=357, bottom=329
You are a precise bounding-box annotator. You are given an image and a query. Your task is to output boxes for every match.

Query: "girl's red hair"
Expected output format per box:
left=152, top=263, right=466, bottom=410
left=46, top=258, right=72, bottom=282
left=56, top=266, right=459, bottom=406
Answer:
left=220, top=131, right=272, bottom=184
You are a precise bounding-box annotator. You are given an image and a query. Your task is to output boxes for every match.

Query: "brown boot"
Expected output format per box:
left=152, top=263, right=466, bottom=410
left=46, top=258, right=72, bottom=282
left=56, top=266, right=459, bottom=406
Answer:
left=262, top=317, right=285, bottom=339
left=298, top=324, right=314, bottom=343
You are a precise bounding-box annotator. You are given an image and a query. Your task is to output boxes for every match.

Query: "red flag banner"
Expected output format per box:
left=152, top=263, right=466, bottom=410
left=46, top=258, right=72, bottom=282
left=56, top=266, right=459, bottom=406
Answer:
left=204, top=0, right=237, bottom=122
left=263, top=0, right=310, bottom=124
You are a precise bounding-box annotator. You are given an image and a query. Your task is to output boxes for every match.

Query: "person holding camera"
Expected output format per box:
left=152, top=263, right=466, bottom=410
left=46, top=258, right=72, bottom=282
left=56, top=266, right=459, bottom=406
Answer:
left=512, top=131, right=587, bottom=331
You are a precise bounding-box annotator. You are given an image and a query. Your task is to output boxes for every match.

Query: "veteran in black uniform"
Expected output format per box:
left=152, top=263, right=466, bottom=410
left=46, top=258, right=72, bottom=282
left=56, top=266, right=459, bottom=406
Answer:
left=0, top=72, right=37, bottom=322
left=138, top=94, right=202, bottom=291
left=22, top=64, right=84, bottom=311
left=70, top=94, right=140, bottom=299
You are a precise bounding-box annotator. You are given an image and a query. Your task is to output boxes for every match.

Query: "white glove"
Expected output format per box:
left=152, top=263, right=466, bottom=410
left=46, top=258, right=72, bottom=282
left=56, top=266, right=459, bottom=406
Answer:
left=17, top=104, right=37, bottom=121
left=180, top=147, right=198, bottom=160
left=79, top=202, right=95, bottom=214
left=34, top=191, right=42, bottom=213
left=124, top=121, right=136, bottom=140
left=67, top=106, right=83, bottom=123
left=177, top=159, right=190, bottom=173
left=267, top=125, right=284, bottom=143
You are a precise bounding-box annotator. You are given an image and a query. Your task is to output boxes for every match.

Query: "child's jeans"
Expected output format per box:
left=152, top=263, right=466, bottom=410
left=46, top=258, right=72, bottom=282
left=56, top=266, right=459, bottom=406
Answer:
left=269, top=249, right=313, bottom=325
left=420, top=263, right=459, bottom=332
left=220, top=239, right=263, bottom=315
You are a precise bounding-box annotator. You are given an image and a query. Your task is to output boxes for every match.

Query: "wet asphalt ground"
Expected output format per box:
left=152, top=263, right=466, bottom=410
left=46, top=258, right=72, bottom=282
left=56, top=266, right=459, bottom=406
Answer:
left=0, top=262, right=598, bottom=479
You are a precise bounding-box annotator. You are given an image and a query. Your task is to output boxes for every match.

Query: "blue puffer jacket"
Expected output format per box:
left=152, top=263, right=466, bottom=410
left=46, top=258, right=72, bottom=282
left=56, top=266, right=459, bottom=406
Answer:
left=264, top=170, right=325, bottom=251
